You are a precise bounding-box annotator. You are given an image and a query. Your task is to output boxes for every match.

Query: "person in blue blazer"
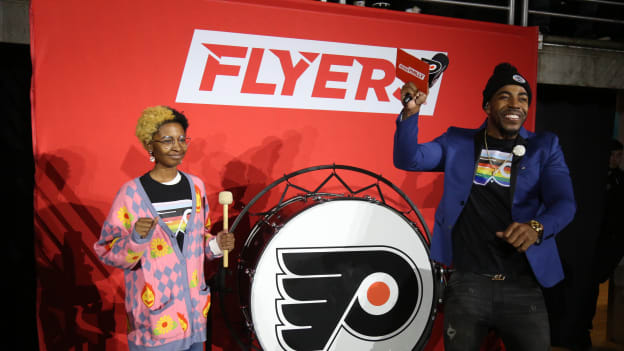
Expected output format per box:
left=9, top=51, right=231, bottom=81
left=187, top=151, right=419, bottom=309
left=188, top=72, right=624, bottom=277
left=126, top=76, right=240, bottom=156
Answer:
left=394, top=63, right=576, bottom=351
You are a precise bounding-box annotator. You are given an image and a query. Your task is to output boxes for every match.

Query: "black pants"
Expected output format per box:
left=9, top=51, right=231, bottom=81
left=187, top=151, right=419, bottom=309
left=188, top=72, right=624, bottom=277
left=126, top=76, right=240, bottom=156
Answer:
left=443, top=271, right=550, bottom=351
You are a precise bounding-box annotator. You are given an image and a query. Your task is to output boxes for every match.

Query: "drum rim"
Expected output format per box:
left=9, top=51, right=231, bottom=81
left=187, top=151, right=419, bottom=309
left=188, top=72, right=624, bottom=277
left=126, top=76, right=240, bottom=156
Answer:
left=229, top=164, right=431, bottom=243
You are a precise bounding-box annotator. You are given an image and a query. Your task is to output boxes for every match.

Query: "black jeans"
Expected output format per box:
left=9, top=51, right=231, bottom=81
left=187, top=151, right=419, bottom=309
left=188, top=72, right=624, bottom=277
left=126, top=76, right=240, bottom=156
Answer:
left=443, top=271, right=550, bottom=351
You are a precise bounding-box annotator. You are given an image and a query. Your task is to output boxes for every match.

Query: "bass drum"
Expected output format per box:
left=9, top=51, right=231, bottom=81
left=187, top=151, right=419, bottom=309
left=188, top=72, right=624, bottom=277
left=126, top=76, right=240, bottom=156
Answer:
left=237, top=195, right=437, bottom=351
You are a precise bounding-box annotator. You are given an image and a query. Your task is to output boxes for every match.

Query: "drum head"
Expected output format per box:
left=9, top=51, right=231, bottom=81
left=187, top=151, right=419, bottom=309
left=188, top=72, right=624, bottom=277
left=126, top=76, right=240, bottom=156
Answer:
left=249, top=199, right=435, bottom=350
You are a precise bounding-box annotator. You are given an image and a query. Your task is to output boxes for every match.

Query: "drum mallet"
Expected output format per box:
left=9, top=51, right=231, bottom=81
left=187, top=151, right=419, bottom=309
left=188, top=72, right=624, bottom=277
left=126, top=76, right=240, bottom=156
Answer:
left=218, top=191, right=233, bottom=268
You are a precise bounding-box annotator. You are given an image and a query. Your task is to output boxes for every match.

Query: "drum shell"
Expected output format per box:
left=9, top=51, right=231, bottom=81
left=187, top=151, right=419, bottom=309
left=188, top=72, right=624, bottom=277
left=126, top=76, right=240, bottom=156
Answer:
left=237, top=196, right=437, bottom=351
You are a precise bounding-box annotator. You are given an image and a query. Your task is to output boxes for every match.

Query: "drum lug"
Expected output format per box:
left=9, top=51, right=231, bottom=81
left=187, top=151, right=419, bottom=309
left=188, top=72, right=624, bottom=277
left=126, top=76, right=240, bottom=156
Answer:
left=270, top=222, right=284, bottom=231
left=240, top=305, right=256, bottom=331
left=245, top=267, right=255, bottom=278
left=433, top=262, right=448, bottom=305
left=245, top=319, right=254, bottom=330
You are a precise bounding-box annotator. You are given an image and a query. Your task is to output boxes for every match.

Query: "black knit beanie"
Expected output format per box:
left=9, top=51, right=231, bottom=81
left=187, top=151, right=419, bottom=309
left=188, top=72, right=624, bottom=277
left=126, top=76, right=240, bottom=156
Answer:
left=482, top=63, right=532, bottom=108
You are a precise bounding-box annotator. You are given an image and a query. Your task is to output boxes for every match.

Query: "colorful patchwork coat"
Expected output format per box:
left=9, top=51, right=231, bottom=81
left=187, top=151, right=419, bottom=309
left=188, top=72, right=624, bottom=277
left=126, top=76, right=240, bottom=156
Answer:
left=94, top=172, right=221, bottom=351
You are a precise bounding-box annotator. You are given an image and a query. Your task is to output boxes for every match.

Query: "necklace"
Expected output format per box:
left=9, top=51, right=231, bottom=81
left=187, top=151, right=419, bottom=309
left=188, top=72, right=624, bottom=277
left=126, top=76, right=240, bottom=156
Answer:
left=483, top=131, right=495, bottom=169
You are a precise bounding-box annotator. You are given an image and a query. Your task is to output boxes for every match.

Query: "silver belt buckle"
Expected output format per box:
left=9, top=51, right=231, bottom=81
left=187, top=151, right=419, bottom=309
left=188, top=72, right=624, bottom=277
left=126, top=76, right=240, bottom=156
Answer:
left=491, top=274, right=506, bottom=281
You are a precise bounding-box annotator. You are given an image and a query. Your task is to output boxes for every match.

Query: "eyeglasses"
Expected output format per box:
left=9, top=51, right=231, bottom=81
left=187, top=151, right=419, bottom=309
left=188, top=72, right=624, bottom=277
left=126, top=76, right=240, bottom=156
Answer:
left=151, top=136, right=191, bottom=148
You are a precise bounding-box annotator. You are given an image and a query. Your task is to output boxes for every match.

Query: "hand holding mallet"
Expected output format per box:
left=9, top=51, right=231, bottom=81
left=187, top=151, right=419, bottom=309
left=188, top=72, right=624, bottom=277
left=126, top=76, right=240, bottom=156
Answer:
left=218, top=191, right=233, bottom=268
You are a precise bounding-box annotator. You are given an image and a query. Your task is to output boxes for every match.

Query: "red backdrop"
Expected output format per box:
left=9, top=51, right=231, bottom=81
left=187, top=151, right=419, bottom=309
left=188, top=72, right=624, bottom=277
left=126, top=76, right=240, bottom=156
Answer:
left=30, top=0, right=538, bottom=350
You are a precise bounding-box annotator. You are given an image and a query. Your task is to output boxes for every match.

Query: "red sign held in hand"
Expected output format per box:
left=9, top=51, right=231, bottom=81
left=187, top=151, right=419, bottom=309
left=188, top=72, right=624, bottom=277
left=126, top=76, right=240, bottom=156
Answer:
left=396, top=49, right=429, bottom=94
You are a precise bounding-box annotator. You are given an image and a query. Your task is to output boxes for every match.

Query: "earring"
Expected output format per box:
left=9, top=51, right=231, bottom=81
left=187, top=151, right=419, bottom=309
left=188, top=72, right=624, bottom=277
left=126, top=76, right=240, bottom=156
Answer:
left=149, top=151, right=155, bottom=162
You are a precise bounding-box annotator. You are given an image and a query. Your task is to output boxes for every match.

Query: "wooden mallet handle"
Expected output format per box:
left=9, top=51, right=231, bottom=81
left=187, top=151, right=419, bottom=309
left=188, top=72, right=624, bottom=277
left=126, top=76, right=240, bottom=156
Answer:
left=218, top=191, right=233, bottom=268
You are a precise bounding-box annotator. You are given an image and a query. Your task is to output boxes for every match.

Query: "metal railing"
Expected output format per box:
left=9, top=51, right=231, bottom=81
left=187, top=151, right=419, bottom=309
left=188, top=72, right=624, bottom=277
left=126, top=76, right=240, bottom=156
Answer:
left=410, top=0, right=624, bottom=28
left=520, top=0, right=624, bottom=27
left=319, top=0, right=624, bottom=44
left=414, top=0, right=517, bottom=24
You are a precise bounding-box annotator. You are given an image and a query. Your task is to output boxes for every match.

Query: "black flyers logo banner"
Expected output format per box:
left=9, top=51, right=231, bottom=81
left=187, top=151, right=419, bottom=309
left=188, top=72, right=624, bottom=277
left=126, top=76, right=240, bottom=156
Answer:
left=275, top=247, right=422, bottom=351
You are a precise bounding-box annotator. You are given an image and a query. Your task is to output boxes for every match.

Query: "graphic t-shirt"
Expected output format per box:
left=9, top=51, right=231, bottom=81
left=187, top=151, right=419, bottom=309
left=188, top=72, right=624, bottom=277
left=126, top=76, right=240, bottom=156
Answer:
left=452, top=133, right=531, bottom=276
left=140, top=172, right=192, bottom=251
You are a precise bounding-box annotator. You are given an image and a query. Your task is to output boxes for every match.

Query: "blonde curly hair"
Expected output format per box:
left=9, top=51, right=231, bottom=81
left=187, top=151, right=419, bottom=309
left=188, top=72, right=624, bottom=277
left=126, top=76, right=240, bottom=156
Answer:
left=135, top=106, right=188, bottom=150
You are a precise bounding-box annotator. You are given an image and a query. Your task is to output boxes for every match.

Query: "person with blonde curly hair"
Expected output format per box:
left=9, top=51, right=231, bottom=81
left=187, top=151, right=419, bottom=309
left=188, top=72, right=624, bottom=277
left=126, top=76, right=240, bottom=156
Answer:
left=94, top=105, right=234, bottom=351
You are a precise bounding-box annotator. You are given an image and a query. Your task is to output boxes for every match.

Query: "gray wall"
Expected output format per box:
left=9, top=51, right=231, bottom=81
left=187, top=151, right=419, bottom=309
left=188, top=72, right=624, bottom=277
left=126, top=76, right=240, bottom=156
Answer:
left=0, top=0, right=29, bottom=44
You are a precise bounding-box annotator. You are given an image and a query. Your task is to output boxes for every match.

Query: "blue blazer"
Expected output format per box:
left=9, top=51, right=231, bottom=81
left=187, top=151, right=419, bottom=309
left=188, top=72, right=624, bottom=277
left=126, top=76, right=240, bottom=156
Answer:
left=393, top=114, right=576, bottom=287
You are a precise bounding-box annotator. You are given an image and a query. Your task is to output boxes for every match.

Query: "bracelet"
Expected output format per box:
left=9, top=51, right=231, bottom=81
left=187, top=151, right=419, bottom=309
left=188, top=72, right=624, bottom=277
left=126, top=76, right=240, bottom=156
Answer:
left=529, top=220, right=544, bottom=245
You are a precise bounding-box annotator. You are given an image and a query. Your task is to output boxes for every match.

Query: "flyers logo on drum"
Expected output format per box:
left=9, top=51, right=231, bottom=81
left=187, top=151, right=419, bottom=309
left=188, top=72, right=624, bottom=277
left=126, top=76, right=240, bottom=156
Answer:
left=275, top=247, right=422, bottom=351
left=176, top=29, right=445, bottom=115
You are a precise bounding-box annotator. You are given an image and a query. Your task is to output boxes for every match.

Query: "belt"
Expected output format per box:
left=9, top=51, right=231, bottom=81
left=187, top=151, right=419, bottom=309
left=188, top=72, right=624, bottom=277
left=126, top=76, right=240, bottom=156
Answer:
left=480, top=273, right=507, bottom=281
left=451, top=271, right=534, bottom=281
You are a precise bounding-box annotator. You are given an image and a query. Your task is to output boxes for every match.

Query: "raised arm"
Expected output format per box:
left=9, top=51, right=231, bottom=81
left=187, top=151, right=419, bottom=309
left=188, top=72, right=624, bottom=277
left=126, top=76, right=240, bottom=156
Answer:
left=393, top=82, right=446, bottom=171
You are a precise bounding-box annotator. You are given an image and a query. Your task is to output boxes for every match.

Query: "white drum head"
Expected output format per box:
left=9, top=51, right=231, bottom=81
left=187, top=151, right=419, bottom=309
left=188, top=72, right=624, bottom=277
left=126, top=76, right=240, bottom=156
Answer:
left=249, top=199, right=435, bottom=351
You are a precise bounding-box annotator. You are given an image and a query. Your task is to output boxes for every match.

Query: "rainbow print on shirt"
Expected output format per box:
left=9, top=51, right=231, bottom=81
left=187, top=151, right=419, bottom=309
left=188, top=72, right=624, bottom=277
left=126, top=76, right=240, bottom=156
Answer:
left=152, top=200, right=193, bottom=236
left=474, top=149, right=513, bottom=187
